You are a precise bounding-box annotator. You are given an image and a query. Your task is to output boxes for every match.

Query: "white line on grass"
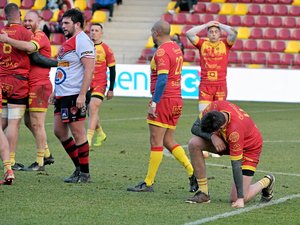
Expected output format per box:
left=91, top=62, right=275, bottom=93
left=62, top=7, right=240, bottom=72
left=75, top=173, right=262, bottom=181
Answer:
left=183, top=194, right=300, bottom=225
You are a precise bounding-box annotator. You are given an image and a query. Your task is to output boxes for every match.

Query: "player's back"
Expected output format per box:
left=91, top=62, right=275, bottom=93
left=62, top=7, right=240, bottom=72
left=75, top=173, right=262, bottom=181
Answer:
left=0, top=24, right=32, bottom=76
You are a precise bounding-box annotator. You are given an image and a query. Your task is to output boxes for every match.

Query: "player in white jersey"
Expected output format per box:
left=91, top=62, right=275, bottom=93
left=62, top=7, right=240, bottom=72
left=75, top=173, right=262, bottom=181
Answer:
left=50, top=9, right=95, bottom=183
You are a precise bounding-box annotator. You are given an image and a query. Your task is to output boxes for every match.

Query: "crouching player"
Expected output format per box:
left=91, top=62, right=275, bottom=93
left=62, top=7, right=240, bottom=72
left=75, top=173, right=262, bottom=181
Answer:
left=186, top=100, right=275, bottom=208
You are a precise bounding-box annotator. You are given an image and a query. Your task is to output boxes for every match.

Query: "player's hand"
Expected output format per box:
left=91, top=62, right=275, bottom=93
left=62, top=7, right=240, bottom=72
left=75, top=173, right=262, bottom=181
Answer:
left=231, top=198, right=244, bottom=208
left=211, top=134, right=226, bottom=152
left=0, top=32, right=8, bottom=43
left=207, top=21, right=219, bottom=27
left=106, top=90, right=113, bottom=100
left=48, top=92, right=55, bottom=105
left=76, top=94, right=86, bottom=109
left=148, top=102, right=157, bottom=118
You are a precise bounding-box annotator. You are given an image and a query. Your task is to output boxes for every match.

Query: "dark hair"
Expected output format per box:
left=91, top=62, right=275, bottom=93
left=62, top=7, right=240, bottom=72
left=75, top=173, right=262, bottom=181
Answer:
left=92, top=23, right=103, bottom=29
left=200, top=111, right=226, bottom=133
left=4, top=3, right=19, bottom=19
left=62, top=9, right=85, bottom=29
left=207, top=25, right=221, bottom=31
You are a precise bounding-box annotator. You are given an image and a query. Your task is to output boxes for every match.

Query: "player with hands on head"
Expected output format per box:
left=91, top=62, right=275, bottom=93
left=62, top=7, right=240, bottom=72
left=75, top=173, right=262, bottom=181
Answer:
left=185, top=100, right=275, bottom=208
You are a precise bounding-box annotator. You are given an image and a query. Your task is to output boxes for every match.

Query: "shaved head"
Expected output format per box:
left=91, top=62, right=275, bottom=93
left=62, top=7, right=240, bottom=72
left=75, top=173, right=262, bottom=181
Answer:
left=152, top=20, right=170, bottom=36
left=24, top=11, right=40, bottom=32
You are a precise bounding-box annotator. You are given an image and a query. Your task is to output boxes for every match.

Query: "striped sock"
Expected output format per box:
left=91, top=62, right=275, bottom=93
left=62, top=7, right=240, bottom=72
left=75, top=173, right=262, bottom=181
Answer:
left=44, top=143, right=51, bottom=158
left=10, top=152, right=16, bottom=166
left=36, top=149, right=45, bottom=166
left=3, top=160, right=12, bottom=173
left=87, top=129, right=94, bottom=146
left=61, top=137, right=79, bottom=167
left=171, top=145, right=194, bottom=177
left=198, top=178, right=209, bottom=195
left=258, top=177, right=271, bottom=188
left=78, top=141, right=90, bottom=173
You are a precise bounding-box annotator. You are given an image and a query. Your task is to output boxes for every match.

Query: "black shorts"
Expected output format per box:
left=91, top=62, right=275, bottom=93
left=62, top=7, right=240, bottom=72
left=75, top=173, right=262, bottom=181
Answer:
left=54, top=94, right=87, bottom=123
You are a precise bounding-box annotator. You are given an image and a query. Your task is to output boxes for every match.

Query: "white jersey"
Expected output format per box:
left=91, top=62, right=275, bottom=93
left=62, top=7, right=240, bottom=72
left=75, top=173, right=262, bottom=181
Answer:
left=55, top=31, right=95, bottom=97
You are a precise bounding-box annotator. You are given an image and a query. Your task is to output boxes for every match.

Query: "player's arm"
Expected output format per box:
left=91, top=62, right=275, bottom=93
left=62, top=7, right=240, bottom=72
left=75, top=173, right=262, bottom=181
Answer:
left=218, top=23, right=238, bottom=44
left=0, top=33, right=38, bottom=52
left=108, top=65, right=116, bottom=91
left=191, top=117, right=213, bottom=140
left=231, top=159, right=244, bottom=205
left=29, top=52, right=58, bottom=68
left=186, top=24, right=207, bottom=44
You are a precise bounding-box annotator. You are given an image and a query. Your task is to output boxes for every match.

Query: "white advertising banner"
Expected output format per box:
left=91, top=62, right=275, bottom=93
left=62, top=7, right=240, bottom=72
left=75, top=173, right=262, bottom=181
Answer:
left=50, top=65, right=300, bottom=103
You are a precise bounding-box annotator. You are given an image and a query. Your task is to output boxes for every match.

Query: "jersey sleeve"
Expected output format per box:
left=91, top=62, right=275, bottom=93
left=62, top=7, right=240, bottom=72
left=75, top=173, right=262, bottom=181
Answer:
left=154, top=47, right=170, bottom=75
left=75, top=33, right=95, bottom=59
left=104, top=45, right=116, bottom=67
left=228, top=126, right=244, bottom=161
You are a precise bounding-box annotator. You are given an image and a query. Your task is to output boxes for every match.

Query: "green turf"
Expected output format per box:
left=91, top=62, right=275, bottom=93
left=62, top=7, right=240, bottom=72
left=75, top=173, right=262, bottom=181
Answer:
left=1, top=97, right=300, bottom=225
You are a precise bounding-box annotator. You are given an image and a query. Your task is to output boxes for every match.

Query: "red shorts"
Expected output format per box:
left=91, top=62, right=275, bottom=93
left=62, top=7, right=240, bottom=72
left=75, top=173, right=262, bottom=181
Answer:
left=90, top=84, right=106, bottom=100
left=198, top=84, right=227, bottom=102
left=28, top=81, right=52, bottom=112
left=1, top=75, right=29, bottom=104
left=147, top=97, right=182, bottom=129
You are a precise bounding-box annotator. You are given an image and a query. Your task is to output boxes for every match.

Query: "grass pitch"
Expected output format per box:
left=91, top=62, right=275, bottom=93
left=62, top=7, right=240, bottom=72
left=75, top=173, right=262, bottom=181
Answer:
left=1, top=97, right=300, bottom=225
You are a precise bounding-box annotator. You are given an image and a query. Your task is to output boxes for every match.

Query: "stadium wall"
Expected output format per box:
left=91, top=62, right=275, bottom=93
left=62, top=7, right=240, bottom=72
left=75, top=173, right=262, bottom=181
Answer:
left=49, top=65, right=300, bottom=103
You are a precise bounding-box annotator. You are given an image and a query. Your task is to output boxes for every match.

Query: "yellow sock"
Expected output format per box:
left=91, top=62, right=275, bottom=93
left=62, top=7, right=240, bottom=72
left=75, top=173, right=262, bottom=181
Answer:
left=3, top=160, right=12, bottom=173
left=36, top=149, right=45, bottom=166
left=171, top=145, right=194, bottom=177
left=198, top=178, right=209, bottom=195
left=87, top=129, right=95, bottom=146
left=96, top=126, right=103, bottom=135
left=10, top=152, right=16, bottom=166
left=144, top=147, right=163, bottom=186
left=44, top=143, right=51, bottom=158
left=258, top=177, right=271, bottom=188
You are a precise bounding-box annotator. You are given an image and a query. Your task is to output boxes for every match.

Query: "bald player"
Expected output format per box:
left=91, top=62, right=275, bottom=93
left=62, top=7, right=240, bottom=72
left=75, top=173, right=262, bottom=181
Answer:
left=127, top=20, right=197, bottom=193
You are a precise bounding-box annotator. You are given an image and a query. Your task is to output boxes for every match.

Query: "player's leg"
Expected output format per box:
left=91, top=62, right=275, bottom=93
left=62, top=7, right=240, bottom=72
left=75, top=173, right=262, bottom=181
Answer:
left=69, top=120, right=90, bottom=183
left=186, top=136, right=215, bottom=203
left=6, top=103, right=26, bottom=171
left=164, top=128, right=196, bottom=192
left=87, top=96, right=103, bottom=147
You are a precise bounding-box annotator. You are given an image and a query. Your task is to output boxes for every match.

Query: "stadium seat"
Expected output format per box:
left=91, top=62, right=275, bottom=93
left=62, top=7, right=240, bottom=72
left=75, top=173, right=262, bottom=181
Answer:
left=194, top=3, right=206, bottom=13
left=50, top=9, right=59, bottom=22
left=244, top=39, right=257, bottom=51
left=255, top=16, right=269, bottom=27
left=285, top=41, right=300, bottom=53
left=263, top=28, right=277, bottom=39
left=240, top=52, right=252, bottom=64
left=279, top=0, right=292, bottom=3
left=211, top=0, right=225, bottom=2
left=241, top=15, right=255, bottom=26
left=51, top=45, right=59, bottom=58
left=40, top=10, right=53, bottom=22
left=32, top=0, right=46, bottom=10
left=186, top=14, right=200, bottom=25
left=201, top=14, right=214, bottom=24
left=8, top=0, right=21, bottom=7
left=233, top=3, right=248, bottom=15
left=145, top=36, right=154, bottom=48
left=291, top=29, right=300, bottom=40
left=166, top=1, right=178, bottom=12
left=227, top=15, right=241, bottom=26
left=183, top=50, right=196, bottom=62
left=257, top=40, right=271, bottom=51
left=265, top=0, right=279, bottom=3
left=219, top=3, right=234, bottom=15
left=74, top=0, right=87, bottom=11
left=261, top=5, right=274, bottom=15
left=0, top=0, right=6, bottom=8
left=84, top=21, right=92, bottom=33
left=180, top=36, right=196, bottom=49
left=181, top=25, right=193, bottom=35
left=281, top=54, right=294, bottom=66
left=161, top=13, right=173, bottom=24
left=247, top=4, right=260, bottom=15
left=267, top=53, right=281, bottom=65
left=269, top=17, right=282, bottom=28
left=249, top=27, right=263, bottom=39
left=253, top=0, right=264, bottom=3
left=19, top=9, right=27, bottom=20
left=252, top=52, right=266, bottom=65
left=206, top=3, right=220, bottom=14
left=237, top=27, right=250, bottom=39
left=231, top=39, right=243, bottom=51
left=50, top=33, right=65, bottom=45
left=140, top=48, right=153, bottom=61
left=21, top=0, right=34, bottom=9
left=293, top=54, right=300, bottom=66
left=172, top=13, right=186, bottom=25
left=0, top=9, right=5, bottom=20
left=0, top=21, right=4, bottom=30
left=228, top=51, right=239, bottom=64
left=91, top=10, right=107, bottom=23
left=170, top=25, right=182, bottom=36
left=239, top=0, right=251, bottom=2
left=292, top=0, right=300, bottom=5
left=272, top=41, right=286, bottom=52
left=213, top=15, right=225, bottom=24
left=278, top=28, right=291, bottom=40
left=282, top=17, right=296, bottom=28
left=87, top=0, right=96, bottom=10
left=84, top=10, right=93, bottom=22
left=289, top=6, right=300, bottom=16
left=274, top=5, right=288, bottom=16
